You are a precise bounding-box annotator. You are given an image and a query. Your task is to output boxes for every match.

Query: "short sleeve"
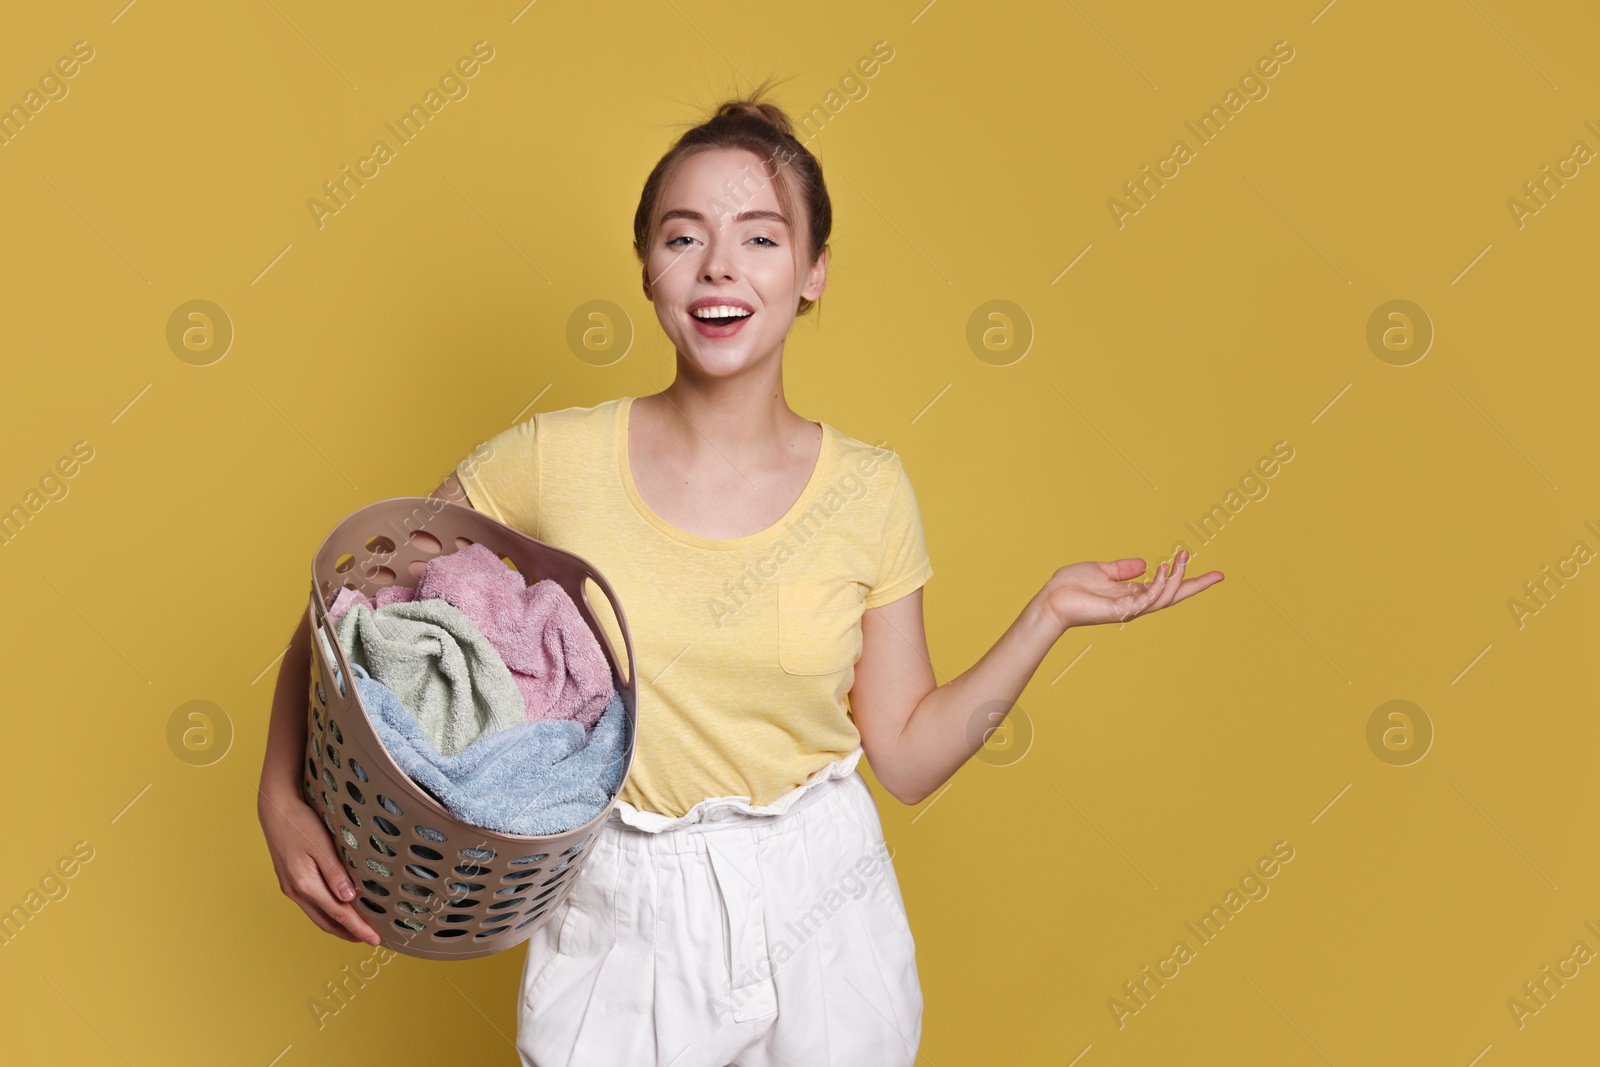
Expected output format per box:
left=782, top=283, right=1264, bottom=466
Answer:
left=864, top=462, right=934, bottom=609
left=454, top=415, right=541, bottom=538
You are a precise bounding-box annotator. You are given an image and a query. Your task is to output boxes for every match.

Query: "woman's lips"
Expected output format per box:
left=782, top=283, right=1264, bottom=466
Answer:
left=688, top=310, right=753, bottom=338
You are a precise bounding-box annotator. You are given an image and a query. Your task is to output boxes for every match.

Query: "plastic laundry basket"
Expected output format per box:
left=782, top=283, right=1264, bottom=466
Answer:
left=301, top=496, right=637, bottom=961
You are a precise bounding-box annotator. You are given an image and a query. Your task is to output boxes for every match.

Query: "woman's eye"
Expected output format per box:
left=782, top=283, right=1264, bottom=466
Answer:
left=666, top=235, right=695, bottom=248
left=747, top=236, right=778, bottom=247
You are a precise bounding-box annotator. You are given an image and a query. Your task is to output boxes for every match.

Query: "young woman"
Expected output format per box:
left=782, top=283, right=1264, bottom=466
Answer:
left=258, top=87, right=1222, bottom=1067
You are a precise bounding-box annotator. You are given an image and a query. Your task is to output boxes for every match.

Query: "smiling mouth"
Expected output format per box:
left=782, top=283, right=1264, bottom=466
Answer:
left=689, top=307, right=754, bottom=327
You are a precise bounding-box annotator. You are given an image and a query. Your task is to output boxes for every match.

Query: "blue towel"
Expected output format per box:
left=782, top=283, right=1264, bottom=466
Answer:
left=347, top=662, right=630, bottom=837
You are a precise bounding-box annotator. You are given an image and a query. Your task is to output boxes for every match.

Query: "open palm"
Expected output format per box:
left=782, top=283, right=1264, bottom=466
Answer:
left=1042, top=551, right=1224, bottom=631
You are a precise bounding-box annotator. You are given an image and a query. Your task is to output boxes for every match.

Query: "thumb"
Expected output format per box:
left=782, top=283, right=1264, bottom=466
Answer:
left=1101, top=557, right=1147, bottom=579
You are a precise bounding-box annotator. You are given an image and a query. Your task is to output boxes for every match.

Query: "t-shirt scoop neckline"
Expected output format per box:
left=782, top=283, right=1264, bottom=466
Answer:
left=615, top=394, right=837, bottom=552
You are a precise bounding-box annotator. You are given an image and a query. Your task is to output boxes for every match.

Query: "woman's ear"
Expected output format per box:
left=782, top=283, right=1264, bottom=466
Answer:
left=801, top=247, right=828, bottom=302
left=640, top=266, right=653, bottom=303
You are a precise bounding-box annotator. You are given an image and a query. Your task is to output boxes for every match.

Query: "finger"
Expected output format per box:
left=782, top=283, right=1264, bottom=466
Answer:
left=1167, top=570, right=1225, bottom=606
left=1099, top=557, right=1147, bottom=581
left=329, top=900, right=382, bottom=946
left=1151, top=552, right=1189, bottom=611
left=1117, top=562, right=1166, bottom=620
left=304, top=825, right=363, bottom=910
left=310, top=883, right=382, bottom=945
left=297, top=897, right=362, bottom=943
left=302, top=862, right=382, bottom=946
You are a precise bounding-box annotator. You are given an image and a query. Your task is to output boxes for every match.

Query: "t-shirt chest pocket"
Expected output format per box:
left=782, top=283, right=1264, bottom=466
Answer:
left=776, top=581, right=864, bottom=676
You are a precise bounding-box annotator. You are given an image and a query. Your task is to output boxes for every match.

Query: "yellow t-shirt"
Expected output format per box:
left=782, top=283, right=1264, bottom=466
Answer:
left=454, top=395, right=934, bottom=817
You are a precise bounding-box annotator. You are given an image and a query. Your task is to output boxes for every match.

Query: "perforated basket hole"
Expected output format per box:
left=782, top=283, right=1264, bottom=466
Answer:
left=315, top=680, right=326, bottom=707
left=359, top=898, right=386, bottom=914
left=434, top=929, right=469, bottom=939
left=499, top=555, right=519, bottom=572
left=438, top=913, right=473, bottom=924
left=327, top=745, right=340, bottom=769
left=396, top=901, right=429, bottom=915
left=365, top=534, right=397, bottom=555
left=365, top=859, right=393, bottom=878
left=503, top=868, right=543, bottom=883
left=405, top=864, right=438, bottom=880
left=494, top=885, right=523, bottom=897
left=346, top=782, right=365, bottom=805
left=514, top=914, right=542, bottom=930
left=477, top=927, right=513, bottom=938
left=488, top=898, right=524, bottom=911
left=328, top=720, right=343, bottom=745
left=364, top=564, right=397, bottom=585
left=446, top=898, right=481, bottom=910
left=460, top=847, right=496, bottom=861
left=510, top=853, right=548, bottom=866
left=377, top=795, right=403, bottom=817
left=320, top=768, right=337, bottom=793
left=312, top=736, right=323, bottom=762
left=454, top=864, right=492, bottom=878
left=321, top=791, right=333, bottom=812
left=348, top=758, right=368, bottom=783
left=410, top=845, right=444, bottom=861
left=408, top=559, right=429, bottom=581
left=369, top=837, right=396, bottom=857
left=340, top=845, right=356, bottom=868
left=414, top=825, right=447, bottom=842
left=409, top=529, right=442, bottom=555
left=395, top=918, right=425, bottom=931
left=361, top=879, right=389, bottom=897
left=400, top=883, right=434, bottom=900
left=334, top=553, right=355, bottom=574
left=373, top=816, right=400, bottom=838
left=450, top=881, right=486, bottom=894
left=340, top=827, right=359, bottom=850
left=320, top=812, right=336, bottom=838
left=342, top=804, right=362, bottom=828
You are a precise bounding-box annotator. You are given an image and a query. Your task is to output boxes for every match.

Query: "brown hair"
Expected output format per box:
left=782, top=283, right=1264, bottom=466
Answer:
left=633, top=79, right=832, bottom=317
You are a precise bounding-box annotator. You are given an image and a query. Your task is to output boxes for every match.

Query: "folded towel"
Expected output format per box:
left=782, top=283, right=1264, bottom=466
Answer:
left=333, top=598, right=527, bottom=757
left=348, top=662, right=629, bottom=837
left=328, top=583, right=416, bottom=625
left=415, top=543, right=614, bottom=729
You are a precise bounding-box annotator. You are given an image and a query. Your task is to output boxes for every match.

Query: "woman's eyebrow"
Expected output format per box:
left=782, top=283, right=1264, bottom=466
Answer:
left=660, top=208, right=789, bottom=226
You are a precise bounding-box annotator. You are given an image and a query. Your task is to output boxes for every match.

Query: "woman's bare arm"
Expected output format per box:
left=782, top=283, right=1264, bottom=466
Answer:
left=255, top=471, right=476, bottom=945
left=849, top=552, right=1224, bottom=805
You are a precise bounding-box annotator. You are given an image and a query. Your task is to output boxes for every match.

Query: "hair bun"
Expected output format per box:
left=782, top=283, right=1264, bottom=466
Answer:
left=712, top=98, right=797, bottom=140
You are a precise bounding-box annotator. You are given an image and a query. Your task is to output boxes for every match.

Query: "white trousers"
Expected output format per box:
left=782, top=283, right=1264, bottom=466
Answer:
left=515, top=750, right=924, bottom=1066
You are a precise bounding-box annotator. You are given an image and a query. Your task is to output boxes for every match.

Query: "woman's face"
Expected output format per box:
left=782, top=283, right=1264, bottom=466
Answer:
left=643, top=146, right=826, bottom=378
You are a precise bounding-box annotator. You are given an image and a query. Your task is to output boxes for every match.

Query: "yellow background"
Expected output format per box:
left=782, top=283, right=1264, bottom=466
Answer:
left=2, top=0, right=1597, bottom=1063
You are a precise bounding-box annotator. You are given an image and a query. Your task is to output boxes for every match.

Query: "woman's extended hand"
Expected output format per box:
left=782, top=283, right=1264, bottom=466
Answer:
left=1040, top=551, right=1223, bottom=632
left=258, top=787, right=383, bottom=947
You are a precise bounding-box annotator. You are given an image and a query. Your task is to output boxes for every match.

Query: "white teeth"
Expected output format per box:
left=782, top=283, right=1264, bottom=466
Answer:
left=691, top=306, right=753, bottom=319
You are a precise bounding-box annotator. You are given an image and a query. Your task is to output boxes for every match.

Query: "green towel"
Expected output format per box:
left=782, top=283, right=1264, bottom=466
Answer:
left=333, top=597, right=527, bottom=757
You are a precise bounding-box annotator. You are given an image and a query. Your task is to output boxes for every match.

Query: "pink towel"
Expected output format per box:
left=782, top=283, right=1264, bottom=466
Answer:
left=415, top=543, right=614, bottom=729
left=327, top=583, right=416, bottom=624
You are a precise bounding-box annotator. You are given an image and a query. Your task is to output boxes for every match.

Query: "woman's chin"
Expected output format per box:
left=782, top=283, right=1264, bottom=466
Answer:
left=671, top=338, right=772, bottom=376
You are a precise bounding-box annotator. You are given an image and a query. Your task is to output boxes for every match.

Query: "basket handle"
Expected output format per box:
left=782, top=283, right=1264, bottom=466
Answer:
left=307, top=577, right=353, bottom=701
left=579, top=564, right=635, bottom=694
